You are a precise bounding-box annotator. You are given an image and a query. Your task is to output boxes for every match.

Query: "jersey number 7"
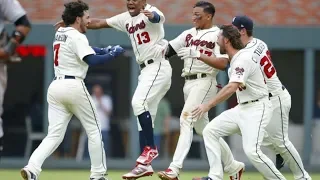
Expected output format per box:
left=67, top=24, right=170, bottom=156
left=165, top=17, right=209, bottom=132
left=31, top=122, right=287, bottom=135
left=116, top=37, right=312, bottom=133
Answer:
left=260, top=50, right=276, bottom=78
left=53, top=44, right=60, bottom=66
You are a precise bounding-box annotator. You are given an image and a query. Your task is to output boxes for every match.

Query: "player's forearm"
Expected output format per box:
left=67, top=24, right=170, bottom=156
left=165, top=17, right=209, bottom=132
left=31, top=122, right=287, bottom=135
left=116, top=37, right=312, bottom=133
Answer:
left=91, top=47, right=106, bottom=55
left=198, top=55, right=228, bottom=70
left=88, top=18, right=111, bottom=29
left=83, top=54, right=115, bottom=65
left=207, top=82, right=238, bottom=108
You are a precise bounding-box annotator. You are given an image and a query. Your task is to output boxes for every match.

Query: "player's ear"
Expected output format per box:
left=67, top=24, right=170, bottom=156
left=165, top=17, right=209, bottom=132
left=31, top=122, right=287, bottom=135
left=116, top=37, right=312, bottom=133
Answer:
left=239, top=28, right=246, bottom=36
left=224, top=37, right=229, bottom=45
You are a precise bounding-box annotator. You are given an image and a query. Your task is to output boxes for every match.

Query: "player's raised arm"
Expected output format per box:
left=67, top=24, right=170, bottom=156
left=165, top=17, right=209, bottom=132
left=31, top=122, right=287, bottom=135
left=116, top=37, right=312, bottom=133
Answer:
left=0, top=0, right=31, bottom=59
left=87, top=18, right=111, bottom=29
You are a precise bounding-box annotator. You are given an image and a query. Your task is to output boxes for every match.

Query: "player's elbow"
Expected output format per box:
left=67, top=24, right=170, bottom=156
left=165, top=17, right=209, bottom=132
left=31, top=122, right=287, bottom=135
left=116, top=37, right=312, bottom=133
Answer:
left=14, top=15, right=32, bottom=39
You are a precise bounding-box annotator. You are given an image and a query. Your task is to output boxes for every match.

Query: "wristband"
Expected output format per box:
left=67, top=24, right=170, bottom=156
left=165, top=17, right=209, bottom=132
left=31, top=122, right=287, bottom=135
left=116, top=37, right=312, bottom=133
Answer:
left=12, top=30, right=25, bottom=43
left=4, top=40, right=17, bottom=54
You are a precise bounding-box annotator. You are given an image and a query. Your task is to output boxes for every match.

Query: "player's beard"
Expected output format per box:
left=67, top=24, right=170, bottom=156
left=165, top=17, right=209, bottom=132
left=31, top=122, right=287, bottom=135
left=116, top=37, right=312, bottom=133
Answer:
left=220, top=44, right=227, bottom=54
left=80, top=19, right=87, bottom=34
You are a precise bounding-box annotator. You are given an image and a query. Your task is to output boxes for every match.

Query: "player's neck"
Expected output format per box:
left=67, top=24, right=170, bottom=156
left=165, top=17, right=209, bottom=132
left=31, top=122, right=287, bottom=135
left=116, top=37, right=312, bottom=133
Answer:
left=70, top=24, right=81, bottom=32
left=242, top=36, right=253, bottom=47
left=198, top=23, right=214, bottom=30
left=227, top=48, right=239, bottom=60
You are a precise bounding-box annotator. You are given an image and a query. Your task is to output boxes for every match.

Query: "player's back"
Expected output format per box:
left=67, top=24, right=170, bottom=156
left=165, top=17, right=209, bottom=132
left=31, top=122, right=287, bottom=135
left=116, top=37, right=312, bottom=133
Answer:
left=53, top=27, right=90, bottom=79
left=245, top=38, right=283, bottom=93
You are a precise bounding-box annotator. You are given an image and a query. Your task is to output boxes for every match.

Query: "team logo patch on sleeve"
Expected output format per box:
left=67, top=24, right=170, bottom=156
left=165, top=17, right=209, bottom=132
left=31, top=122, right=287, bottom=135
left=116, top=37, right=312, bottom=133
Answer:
left=235, top=67, right=244, bottom=75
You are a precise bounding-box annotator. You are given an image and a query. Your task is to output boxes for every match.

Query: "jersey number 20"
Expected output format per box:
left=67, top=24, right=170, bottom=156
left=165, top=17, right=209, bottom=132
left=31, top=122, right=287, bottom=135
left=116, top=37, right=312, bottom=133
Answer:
left=53, top=44, right=60, bottom=66
left=136, top=32, right=150, bottom=45
left=260, top=50, right=276, bottom=78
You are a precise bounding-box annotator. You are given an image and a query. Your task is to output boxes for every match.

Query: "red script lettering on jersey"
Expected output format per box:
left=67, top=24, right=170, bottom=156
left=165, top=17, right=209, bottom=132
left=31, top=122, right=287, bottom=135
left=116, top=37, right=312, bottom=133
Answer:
left=185, top=34, right=215, bottom=49
left=126, top=20, right=146, bottom=34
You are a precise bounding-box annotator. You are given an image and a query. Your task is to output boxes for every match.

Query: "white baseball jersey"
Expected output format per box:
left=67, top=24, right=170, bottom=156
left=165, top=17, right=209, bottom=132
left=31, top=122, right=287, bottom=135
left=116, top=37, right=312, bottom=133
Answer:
left=228, top=49, right=269, bottom=103
left=53, top=27, right=95, bottom=79
left=106, top=4, right=167, bottom=64
left=169, top=26, right=227, bottom=77
left=244, top=38, right=283, bottom=93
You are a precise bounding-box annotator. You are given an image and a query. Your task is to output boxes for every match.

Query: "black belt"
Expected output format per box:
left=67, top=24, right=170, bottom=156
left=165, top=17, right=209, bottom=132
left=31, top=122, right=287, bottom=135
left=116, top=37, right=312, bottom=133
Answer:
left=241, top=99, right=259, bottom=105
left=185, top=73, right=207, bottom=80
left=140, top=59, right=154, bottom=69
left=269, top=85, right=285, bottom=97
left=54, top=75, right=75, bottom=80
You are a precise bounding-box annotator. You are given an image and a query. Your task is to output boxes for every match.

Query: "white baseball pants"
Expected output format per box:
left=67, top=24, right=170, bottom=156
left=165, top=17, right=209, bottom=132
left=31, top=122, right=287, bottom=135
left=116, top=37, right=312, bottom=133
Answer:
left=203, top=98, right=286, bottom=180
left=263, top=89, right=311, bottom=180
left=131, top=60, right=172, bottom=130
left=25, top=78, right=107, bottom=179
left=169, top=75, right=243, bottom=175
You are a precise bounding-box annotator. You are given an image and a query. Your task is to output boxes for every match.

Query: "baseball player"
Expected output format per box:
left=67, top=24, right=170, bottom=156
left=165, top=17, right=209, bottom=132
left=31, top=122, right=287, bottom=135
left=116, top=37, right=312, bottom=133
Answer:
left=157, top=2, right=244, bottom=180
left=189, top=24, right=286, bottom=180
left=20, top=1, right=125, bottom=180
left=55, top=0, right=172, bottom=179
left=231, top=15, right=311, bottom=180
left=0, top=0, right=31, bottom=159
left=180, top=15, right=312, bottom=180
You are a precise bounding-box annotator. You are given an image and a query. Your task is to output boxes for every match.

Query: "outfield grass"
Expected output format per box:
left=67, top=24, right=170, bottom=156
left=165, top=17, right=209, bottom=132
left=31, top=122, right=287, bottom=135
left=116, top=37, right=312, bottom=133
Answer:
left=1, top=169, right=319, bottom=180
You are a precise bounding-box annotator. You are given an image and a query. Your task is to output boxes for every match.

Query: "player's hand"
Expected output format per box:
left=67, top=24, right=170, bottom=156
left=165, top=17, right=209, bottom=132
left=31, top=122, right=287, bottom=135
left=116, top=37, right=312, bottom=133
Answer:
left=192, top=104, right=210, bottom=119
left=141, top=10, right=154, bottom=19
left=54, top=20, right=65, bottom=31
left=109, top=45, right=125, bottom=57
left=177, top=47, right=200, bottom=60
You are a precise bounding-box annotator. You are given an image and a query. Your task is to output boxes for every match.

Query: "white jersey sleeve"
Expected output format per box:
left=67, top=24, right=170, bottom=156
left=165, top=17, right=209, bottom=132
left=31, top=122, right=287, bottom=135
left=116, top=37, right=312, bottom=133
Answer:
left=0, top=0, right=26, bottom=22
left=169, top=30, right=188, bottom=52
left=229, top=54, right=252, bottom=85
left=70, top=35, right=95, bottom=60
left=106, top=12, right=128, bottom=32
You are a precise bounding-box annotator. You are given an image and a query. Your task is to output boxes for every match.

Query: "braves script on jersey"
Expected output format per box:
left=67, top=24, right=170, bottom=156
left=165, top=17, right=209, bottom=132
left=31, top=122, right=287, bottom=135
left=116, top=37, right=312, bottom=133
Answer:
left=244, top=38, right=283, bottom=93
left=228, top=49, right=269, bottom=103
left=106, top=4, right=167, bottom=63
left=170, top=26, right=227, bottom=76
left=53, top=27, right=95, bottom=79
left=0, top=0, right=26, bottom=138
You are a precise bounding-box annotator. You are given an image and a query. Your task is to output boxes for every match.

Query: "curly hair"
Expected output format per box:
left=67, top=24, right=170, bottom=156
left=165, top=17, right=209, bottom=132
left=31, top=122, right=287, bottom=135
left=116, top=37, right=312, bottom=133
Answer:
left=62, top=0, right=89, bottom=26
left=220, top=24, right=244, bottom=50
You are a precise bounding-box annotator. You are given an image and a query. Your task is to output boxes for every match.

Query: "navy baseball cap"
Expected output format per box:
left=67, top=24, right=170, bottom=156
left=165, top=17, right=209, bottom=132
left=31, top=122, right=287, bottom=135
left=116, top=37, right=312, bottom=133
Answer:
left=232, top=15, right=253, bottom=31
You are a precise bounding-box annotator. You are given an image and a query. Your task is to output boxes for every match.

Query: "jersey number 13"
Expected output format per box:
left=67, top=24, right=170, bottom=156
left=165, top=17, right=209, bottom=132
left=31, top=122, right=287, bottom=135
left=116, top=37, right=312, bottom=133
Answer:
left=136, top=32, right=150, bottom=45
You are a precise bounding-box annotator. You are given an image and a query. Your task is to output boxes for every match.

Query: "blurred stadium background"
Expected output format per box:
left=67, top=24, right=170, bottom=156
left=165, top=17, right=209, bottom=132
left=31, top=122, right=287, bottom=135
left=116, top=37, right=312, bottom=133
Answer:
left=1, top=0, right=320, bottom=179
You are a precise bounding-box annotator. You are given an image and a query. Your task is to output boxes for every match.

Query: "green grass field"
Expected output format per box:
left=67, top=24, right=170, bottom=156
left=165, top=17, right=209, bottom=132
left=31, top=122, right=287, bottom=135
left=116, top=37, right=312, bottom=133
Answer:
left=1, top=169, right=319, bottom=180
